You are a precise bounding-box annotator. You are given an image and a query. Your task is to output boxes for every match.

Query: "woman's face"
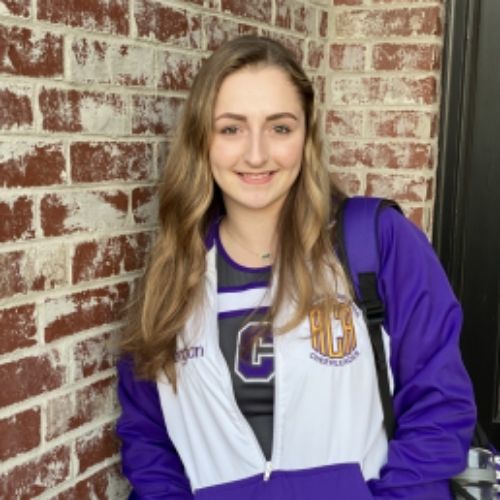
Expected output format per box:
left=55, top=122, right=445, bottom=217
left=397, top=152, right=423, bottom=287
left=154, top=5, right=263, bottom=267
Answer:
left=209, top=65, right=306, bottom=220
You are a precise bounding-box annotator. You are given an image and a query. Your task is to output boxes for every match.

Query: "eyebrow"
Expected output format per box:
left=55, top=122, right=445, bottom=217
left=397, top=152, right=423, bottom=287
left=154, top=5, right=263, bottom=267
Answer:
left=214, top=112, right=299, bottom=122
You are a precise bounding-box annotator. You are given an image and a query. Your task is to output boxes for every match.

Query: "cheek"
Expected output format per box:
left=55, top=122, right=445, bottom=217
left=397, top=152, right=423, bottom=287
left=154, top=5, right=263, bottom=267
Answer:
left=209, top=141, right=238, bottom=191
left=209, top=138, right=241, bottom=170
left=273, top=137, right=305, bottom=168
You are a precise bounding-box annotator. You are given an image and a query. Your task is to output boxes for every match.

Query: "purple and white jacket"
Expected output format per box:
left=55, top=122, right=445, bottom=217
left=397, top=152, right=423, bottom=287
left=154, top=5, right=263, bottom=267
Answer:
left=116, top=206, right=476, bottom=499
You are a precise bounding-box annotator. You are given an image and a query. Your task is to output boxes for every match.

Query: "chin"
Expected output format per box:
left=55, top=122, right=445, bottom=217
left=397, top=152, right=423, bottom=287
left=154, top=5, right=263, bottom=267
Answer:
left=239, top=198, right=285, bottom=214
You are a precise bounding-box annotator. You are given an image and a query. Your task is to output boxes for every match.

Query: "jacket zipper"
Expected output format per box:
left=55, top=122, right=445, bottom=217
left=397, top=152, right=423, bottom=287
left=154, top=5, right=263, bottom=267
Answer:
left=263, top=461, right=273, bottom=481
left=218, top=343, right=279, bottom=483
left=219, top=350, right=271, bottom=476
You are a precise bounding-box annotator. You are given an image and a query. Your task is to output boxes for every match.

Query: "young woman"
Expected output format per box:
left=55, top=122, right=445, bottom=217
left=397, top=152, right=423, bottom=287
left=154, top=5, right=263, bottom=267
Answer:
left=116, top=36, right=476, bottom=499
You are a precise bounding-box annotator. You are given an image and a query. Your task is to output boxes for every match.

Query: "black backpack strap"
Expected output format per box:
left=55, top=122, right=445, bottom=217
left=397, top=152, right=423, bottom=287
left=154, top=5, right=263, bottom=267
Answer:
left=359, top=273, right=395, bottom=441
left=336, top=196, right=402, bottom=441
left=472, top=422, right=490, bottom=449
left=450, top=479, right=478, bottom=500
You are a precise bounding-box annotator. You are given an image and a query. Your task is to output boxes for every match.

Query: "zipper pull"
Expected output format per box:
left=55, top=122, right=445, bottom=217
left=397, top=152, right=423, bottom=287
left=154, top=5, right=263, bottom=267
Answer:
left=263, top=461, right=272, bottom=481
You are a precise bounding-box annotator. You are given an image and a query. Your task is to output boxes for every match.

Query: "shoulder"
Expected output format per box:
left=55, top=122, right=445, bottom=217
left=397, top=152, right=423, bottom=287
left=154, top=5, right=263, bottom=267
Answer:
left=374, top=202, right=459, bottom=313
left=377, top=203, right=424, bottom=240
left=337, top=195, right=433, bottom=269
left=376, top=203, right=440, bottom=269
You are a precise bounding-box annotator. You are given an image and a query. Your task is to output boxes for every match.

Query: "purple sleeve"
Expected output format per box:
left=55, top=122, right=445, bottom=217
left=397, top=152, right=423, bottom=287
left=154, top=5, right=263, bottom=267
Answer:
left=367, top=208, right=477, bottom=499
left=116, top=357, right=194, bottom=500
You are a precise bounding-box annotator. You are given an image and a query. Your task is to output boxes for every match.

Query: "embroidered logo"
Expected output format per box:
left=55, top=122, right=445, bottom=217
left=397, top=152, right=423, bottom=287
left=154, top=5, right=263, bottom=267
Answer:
left=309, top=302, right=358, bottom=365
left=175, top=346, right=204, bottom=365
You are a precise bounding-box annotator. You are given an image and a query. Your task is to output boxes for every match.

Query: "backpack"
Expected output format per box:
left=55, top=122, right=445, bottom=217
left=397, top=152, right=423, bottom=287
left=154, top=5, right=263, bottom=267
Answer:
left=336, top=196, right=498, bottom=500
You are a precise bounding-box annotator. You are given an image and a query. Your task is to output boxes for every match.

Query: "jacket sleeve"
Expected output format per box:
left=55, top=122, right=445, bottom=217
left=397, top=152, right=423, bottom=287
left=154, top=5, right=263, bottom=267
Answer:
left=116, top=356, right=194, bottom=500
left=366, top=207, right=477, bottom=499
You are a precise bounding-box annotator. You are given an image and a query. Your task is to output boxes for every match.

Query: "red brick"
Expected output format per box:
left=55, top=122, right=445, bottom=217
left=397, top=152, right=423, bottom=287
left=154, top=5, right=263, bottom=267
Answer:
left=39, top=87, right=127, bottom=133
left=275, top=0, right=291, bottom=29
left=330, top=141, right=432, bottom=169
left=0, top=251, right=26, bottom=299
left=331, top=76, right=437, bottom=105
left=132, top=95, right=184, bottom=136
left=73, top=330, right=118, bottom=379
left=0, top=26, right=63, bottom=77
left=37, top=0, right=128, bottom=35
left=307, top=41, right=325, bottom=69
left=40, top=190, right=128, bottom=237
left=0, top=352, right=65, bottom=408
left=26, top=244, right=68, bottom=292
left=366, top=173, right=429, bottom=202
left=426, top=177, right=433, bottom=200
left=260, top=31, right=304, bottom=64
left=333, top=172, right=362, bottom=196
left=326, top=110, right=363, bottom=137
left=0, top=408, right=40, bottom=461
left=157, top=141, right=170, bottom=174
left=335, top=7, right=442, bottom=38
left=373, top=43, right=441, bottom=71
left=0, top=86, right=33, bottom=131
left=46, top=377, right=117, bottom=440
left=54, top=463, right=128, bottom=500
left=330, top=44, right=366, bottom=71
left=204, top=16, right=258, bottom=52
left=76, top=422, right=119, bottom=473
left=367, top=110, right=434, bottom=139
left=0, top=245, right=67, bottom=300
left=44, top=283, right=129, bottom=342
left=336, top=7, right=442, bottom=38
left=294, top=5, right=315, bottom=35
left=0, top=141, right=65, bottom=187
left=0, top=0, right=30, bottom=17
left=312, top=75, right=326, bottom=105
left=221, top=0, right=272, bottom=23
left=0, top=445, right=70, bottom=499
left=430, top=113, right=438, bottom=138
left=70, top=38, right=154, bottom=86
left=0, top=196, right=35, bottom=243
left=71, top=142, right=153, bottom=183
left=72, top=232, right=152, bottom=283
left=158, top=51, right=201, bottom=91
left=135, top=0, right=201, bottom=48
left=406, top=206, right=424, bottom=229
left=132, top=186, right=158, bottom=225
left=319, top=10, right=329, bottom=37
left=0, top=304, right=37, bottom=354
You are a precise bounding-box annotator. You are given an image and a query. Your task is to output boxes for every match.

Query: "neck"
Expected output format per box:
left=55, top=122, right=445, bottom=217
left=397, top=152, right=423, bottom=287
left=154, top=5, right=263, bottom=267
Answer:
left=220, top=207, right=280, bottom=267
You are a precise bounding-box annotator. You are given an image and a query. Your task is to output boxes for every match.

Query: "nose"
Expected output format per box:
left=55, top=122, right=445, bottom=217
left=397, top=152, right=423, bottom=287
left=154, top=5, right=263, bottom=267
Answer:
left=244, top=130, right=268, bottom=168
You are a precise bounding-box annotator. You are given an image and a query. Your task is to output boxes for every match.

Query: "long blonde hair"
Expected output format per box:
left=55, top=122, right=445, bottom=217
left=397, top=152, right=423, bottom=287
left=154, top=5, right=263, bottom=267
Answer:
left=121, top=36, right=346, bottom=387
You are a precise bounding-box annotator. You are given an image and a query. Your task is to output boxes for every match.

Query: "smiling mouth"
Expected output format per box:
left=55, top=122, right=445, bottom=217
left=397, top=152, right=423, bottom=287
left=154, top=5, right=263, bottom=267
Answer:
left=237, top=171, right=276, bottom=183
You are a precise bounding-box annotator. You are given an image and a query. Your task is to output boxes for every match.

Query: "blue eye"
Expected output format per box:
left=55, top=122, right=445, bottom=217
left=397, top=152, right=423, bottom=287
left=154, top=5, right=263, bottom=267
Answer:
left=273, top=125, right=291, bottom=134
left=221, top=126, right=239, bottom=135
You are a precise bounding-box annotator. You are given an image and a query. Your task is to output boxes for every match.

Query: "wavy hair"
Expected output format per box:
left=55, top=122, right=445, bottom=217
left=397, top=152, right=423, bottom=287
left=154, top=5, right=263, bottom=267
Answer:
left=121, top=36, right=347, bottom=387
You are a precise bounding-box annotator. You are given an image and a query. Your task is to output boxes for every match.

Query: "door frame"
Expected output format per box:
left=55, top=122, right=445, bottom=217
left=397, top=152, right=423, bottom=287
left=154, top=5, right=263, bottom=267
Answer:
left=434, top=0, right=500, bottom=446
left=433, top=0, right=480, bottom=270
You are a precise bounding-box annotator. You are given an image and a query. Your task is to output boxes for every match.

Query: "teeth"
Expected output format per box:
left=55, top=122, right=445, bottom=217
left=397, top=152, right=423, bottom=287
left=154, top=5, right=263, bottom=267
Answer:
left=240, top=172, right=272, bottom=178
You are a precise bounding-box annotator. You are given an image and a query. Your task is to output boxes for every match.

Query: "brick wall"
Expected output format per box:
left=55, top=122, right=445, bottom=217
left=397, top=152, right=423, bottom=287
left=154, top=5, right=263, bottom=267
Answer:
left=329, top=0, right=443, bottom=231
left=0, top=0, right=443, bottom=497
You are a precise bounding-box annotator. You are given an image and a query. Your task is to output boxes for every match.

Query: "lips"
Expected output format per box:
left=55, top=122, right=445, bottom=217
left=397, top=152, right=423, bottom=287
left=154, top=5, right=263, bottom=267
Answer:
left=237, top=171, right=276, bottom=184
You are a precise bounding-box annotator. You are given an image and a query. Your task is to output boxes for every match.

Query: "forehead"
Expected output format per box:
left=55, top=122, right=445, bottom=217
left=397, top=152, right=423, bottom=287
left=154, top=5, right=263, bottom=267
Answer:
left=214, top=65, right=303, bottom=116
